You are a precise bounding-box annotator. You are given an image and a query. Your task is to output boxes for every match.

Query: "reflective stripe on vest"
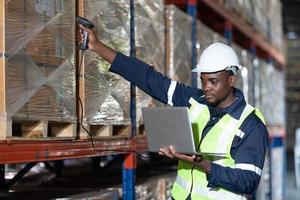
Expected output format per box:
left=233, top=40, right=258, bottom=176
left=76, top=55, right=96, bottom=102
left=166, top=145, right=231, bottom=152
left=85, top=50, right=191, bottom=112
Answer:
left=171, top=98, right=264, bottom=200
left=174, top=175, right=247, bottom=200
left=200, top=104, right=254, bottom=157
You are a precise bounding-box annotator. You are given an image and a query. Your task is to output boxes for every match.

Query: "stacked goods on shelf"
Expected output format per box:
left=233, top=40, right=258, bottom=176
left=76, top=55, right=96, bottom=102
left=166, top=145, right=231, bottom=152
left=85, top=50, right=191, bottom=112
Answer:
left=135, top=174, right=175, bottom=199
left=165, top=5, right=192, bottom=85
left=258, top=59, right=285, bottom=127
left=195, top=21, right=213, bottom=88
left=222, top=0, right=267, bottom=39
left=266, top=0, right=284, bottom=53
left=0, top=0, right=76, bottom=139
left=285, top=39, right=300, bottom=147
left=221, top=0, right=283, bottom=53
left=232, top=44, right=255, bottom=104
left=258, top=58, right=286, bottom=199
left=252, top=0, right=268, bottom=39
left=81, top=0, right=164, bottom=136
left=197, top=21, right=214, bottom=54
left=134, top=0, right=165, bottom=122
left=135, top=1, right=165, bottom=73
left=252, top=57, right=262, bottom=108
left=82, top=0, right=130, bottom=129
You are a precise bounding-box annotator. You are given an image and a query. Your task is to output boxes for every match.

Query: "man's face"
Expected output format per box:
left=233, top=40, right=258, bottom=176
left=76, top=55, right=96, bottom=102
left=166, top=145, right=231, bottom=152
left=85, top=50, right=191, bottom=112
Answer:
left=200, top=71, right=235, bottom=107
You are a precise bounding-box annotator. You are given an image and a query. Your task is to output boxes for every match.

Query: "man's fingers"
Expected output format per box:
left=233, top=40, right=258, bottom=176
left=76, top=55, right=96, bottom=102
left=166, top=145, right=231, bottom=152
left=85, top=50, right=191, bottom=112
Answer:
left=79, top=24, right=92, bottom=33
left=193, top=155, right=202, bottom=163
left=169, top=145, right=177, bottom=157
left=159, top=147, right=174, bottom=159
left=76, top=26, right=86, bottom=43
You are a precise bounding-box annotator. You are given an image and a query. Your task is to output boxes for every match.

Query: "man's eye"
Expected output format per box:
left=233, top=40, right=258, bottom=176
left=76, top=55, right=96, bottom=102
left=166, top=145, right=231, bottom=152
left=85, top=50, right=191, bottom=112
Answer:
left=210, top=80, right=218, bottom=84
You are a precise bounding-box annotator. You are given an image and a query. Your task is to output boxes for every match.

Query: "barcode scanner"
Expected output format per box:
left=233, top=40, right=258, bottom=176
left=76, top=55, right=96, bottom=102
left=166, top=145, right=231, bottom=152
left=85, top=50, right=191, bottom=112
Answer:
left=76, top=16, right=94, bottom=50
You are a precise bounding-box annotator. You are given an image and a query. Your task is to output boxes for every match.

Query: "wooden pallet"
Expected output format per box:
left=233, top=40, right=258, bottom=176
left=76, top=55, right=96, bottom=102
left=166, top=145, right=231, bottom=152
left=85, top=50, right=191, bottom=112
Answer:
left=78, top=124, right=145, bottom=139
left=0, top=119, right=76, bottom=140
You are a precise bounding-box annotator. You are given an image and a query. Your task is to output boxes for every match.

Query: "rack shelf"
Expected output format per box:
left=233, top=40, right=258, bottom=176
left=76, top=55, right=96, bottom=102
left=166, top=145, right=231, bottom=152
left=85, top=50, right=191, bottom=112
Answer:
left=0, top=136, right=147, bottom=164
left=166, top=0, right=285, bottom=68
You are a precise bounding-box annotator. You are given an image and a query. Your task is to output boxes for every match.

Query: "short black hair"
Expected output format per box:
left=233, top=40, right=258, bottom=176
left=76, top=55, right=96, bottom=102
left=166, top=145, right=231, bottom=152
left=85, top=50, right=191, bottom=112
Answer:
left=226, top=70, right=234, bottom=76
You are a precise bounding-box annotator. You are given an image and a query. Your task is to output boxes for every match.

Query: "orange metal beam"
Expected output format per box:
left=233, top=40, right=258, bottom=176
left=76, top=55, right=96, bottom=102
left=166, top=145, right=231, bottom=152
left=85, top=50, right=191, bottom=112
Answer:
left=0, top=136, right=147, bottom=164
left=165, top=0, right=185, bottom=5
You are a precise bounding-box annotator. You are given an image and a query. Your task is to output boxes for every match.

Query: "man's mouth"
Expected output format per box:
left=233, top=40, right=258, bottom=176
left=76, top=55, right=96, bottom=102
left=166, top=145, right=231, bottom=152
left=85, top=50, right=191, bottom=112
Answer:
left=205, top=94, right=214, bottom=99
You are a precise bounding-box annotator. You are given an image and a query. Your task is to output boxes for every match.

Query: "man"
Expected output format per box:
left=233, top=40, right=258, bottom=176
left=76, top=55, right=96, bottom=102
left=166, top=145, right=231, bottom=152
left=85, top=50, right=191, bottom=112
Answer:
left=79, top=25, right=268, bottom=200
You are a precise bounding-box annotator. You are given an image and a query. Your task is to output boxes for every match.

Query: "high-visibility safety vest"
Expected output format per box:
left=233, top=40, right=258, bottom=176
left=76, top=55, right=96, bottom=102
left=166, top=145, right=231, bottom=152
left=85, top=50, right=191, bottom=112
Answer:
left=171, top=98, right=265, bottom=200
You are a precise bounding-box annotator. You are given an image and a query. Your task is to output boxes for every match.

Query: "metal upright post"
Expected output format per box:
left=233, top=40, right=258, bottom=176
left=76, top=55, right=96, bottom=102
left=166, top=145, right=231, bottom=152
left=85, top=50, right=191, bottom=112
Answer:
left=122, top=0, right=137, bottom=199
left=224, top=20, right=232, bottom=46
left=123, top=153, right=136, bottom=200
left=5, top=162, right=37, bottom=190
left=0, top=165, right=4, bottom=190
left=188, top=0, right=197, bottom=88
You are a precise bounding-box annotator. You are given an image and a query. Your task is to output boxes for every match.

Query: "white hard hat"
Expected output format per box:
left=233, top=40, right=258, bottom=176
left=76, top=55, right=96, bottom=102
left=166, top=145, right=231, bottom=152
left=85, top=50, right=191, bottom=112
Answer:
left=192, top=42, right=242, bottom=74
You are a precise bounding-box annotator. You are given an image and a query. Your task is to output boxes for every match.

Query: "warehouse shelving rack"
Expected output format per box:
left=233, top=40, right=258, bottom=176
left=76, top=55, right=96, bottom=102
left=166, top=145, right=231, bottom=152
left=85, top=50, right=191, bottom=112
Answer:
left=0, top=0, right=285, bottom=198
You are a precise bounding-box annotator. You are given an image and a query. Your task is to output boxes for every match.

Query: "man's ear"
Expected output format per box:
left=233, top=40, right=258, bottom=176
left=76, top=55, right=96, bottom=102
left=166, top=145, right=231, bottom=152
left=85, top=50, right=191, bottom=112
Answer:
left=229, top=75, right=237, bottom=87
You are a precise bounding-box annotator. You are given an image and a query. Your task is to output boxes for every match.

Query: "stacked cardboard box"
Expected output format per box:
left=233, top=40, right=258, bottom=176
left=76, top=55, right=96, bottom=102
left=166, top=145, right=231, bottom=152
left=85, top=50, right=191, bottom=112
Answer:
left=165, top=5, right=192, bottom=85
left=221, top=0, right=283, bottom=53
left=232, top=44, right=255, bottom=104
left=0, top=0, right=76, bottom=138
left=286, top=39, right=300, bottom=148
left=258, top=59, right=285, bottom=127
left=81, top=0, right=165, bottom=127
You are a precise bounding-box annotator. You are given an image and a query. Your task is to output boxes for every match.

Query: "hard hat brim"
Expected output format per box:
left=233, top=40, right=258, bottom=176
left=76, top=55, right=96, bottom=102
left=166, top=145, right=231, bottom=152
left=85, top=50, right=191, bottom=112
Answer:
left=191, top=65, right=242, bottom=73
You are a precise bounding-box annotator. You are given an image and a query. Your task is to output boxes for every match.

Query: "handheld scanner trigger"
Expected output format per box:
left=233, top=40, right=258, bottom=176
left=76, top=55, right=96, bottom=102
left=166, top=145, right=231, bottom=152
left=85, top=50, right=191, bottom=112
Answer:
left=76, top=16, right=94, bottom=50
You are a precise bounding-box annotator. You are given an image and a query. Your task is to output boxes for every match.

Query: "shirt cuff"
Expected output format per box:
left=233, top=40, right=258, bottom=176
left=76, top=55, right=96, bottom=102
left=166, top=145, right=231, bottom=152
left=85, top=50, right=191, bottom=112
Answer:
left=206, top=162, right=219, bottom=187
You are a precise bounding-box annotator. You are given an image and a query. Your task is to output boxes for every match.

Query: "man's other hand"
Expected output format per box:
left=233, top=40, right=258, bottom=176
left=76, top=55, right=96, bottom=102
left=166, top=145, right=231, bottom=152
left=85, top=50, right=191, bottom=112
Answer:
left=159, top=145, right=197, bottom=163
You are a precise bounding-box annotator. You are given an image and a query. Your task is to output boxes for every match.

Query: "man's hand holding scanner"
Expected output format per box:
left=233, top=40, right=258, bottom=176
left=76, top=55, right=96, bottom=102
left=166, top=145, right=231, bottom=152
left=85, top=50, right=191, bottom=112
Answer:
left=78, top=24, right=98, bottom=51
left=159, top=145, right=211, bottom=174
left=77, top=17, right=116, bottom=64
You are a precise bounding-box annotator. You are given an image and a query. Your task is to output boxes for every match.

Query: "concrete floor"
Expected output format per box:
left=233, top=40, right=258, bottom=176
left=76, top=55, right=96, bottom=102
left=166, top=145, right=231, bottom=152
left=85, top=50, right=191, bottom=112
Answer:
left=0, top=155, right=176, bottom=200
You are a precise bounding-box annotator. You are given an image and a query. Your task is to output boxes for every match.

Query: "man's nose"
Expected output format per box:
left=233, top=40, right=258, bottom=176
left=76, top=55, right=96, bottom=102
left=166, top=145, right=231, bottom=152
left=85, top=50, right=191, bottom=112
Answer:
left=203, top=82, right=212, bottom=91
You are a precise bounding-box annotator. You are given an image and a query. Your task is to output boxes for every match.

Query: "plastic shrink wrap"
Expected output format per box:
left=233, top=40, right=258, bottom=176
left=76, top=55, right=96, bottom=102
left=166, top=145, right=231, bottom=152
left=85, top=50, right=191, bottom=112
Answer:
left=82, top=0, right=164, bottom=126
left=165, top=5, right=192, bottom=85
left=1, top=0, right=76, bottom=138
left=220, top=0, right=283, bottom=53
left=259, top=59, right=285, bottom=127
left=286, top=39, right=300, bottom=148
left=232, top=44, right=255, bottom=105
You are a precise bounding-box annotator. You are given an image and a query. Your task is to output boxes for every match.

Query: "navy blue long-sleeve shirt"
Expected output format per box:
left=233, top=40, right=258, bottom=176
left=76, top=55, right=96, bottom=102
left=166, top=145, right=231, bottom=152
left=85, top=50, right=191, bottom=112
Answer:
left=109, top=53, right=269, bottom=195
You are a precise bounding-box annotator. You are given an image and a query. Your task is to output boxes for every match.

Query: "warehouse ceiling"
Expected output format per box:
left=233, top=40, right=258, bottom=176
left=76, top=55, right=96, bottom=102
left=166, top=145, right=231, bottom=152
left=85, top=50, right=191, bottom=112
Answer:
left=282, top=0, right=300, bottom=39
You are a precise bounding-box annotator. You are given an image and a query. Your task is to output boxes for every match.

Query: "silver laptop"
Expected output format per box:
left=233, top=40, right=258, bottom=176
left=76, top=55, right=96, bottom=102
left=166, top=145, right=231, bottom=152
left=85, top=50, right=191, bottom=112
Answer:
left=142, top=107, right=197, bottom=155
left=142, top=107, right=226, bottom=157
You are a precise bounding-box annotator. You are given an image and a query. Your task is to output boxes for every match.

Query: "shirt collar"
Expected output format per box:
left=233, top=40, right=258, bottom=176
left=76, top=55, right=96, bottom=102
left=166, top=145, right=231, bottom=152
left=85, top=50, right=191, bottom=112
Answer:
left=221, top=88, right=246, bottom=119
left=200, top=88, right=246, bottom=120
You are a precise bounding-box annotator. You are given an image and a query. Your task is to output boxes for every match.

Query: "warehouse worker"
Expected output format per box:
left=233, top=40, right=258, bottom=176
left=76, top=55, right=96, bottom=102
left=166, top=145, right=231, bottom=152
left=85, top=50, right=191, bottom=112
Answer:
left=78, top=25, right=268, bottom=200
